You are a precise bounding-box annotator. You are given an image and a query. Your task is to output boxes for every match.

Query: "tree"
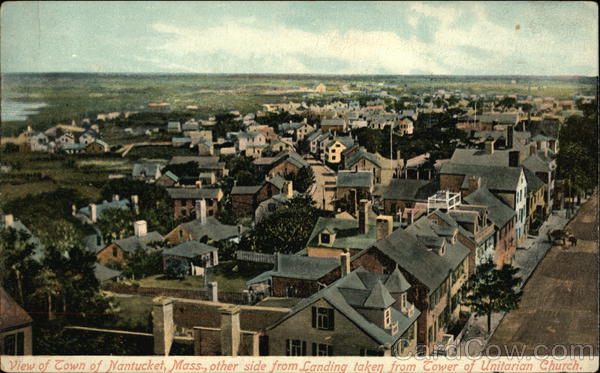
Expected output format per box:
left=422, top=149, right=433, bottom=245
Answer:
left=289, top=166, right=315, bottom=193
left=164, top=258, right=187, bottom=280
left=32, top=269, right=61, bottom=320
left=162, top=161, right=200, bottom=179
left=241, top=196, right=333, bottom=254
left=0, top=227, right=40, bottom=307
left=96, top=207, right=136, bottom=243
left=463, top=260, right=522, bottom=334
left=36, top=219, right=83, bottom=253
left=122, top=247, right=163, bottom=279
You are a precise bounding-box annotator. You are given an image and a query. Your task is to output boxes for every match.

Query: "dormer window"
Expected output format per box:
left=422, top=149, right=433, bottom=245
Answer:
left=320, top=233, right=330, bottom=244
left=400, top=293, right=407, bottom=312
left=384, top=308, right=391, bottom=328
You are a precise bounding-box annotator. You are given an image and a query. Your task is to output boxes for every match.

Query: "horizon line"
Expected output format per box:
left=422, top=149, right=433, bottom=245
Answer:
left=1, top=72, right=598, bottom=78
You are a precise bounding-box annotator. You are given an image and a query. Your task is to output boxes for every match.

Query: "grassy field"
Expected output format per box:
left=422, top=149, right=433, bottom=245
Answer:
left=0, top=152, right=132, bottom=203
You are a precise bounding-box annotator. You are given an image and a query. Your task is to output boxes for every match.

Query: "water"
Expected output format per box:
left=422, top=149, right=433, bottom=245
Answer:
left=1, top=94, right=47, bottom=122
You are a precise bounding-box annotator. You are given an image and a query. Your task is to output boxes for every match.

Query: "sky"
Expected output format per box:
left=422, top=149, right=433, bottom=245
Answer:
left=1, top=1, right=598, bottom=75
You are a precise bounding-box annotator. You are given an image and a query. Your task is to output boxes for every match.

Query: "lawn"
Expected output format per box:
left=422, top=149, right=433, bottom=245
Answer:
left=107, top=293, right=154, bottom=332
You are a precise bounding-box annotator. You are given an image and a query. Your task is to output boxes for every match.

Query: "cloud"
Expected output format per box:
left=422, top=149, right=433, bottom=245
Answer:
left=143, top=4, right=597, bottom=75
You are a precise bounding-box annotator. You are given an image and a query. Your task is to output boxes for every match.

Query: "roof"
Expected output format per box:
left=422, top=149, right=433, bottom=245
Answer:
left=94, top=263, right=122, bottom=282
left=523, top=168, right=545, bottom=192
left=477, top=112, right=520, bottom=124
left=440, top=162, right=523, bottom=192
left=326, top=136, right=354, bottom=149
left=267, top=175, right=287, bottom=190
left=521, top=153, right=553, bottom=173
left=168, top=156, right=225, bottom=170
left=248, top=254, right=340, bottom=285
left=166, top=187, right=221, bottom=200
left=337, top=171, right=373, bottom=189
left=266, top=267, right=420, bottom=346
left=367, top=220, right=470, bottom=294
left=344, top=148, right=381, bottom=169
left=0, top=286, right=32, bottom=331
left=463, top=188, right=516, bottom=228
left=162, top=171, right=179, bottom=182
left=383, top=179, right=438, bottom=202
left=132, top=162, right=163, bottom=178
left=384, top=266, right=411, bottom=293
left=307, top=217, right=377, bottom=250
left=162, top=241, right=217, bottom=258
left=180, top=217, right=247, bottom=242
left=231, top=185, right=262, bottom=195
left=78, top=199, right=131, bottom=220
left=321, top=118, right=346, bottom=127
left=112, top=231, right=164, bottom=253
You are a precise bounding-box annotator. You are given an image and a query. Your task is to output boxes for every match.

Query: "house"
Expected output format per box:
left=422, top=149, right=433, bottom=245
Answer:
left=182, top=119, right=200, bottom=132
left=398, top=118, right=414, bottom=136
left=165, top=187, right=223, bottom=219
left=314, top=83, right=326, bottom=93
left=307, top=131, right=333, bottom=157
left=167, top=121, right=181, bottom=133
left=172, top=137, right=192, bottom=147
left=164, top=216, right=247, bottom=246
left=230, top=131, right=267, bottom=152
left=350, top=218, right=470, bottom=352
left=253, top=151, right=309, bottom=178
left=56, top=131, right=76, bottom=147
left=28, top=131, right=49, bottom=152
left=162, top=241, right=219, bottom=277
left=79, top=129, right=100, bottom=145
left=85, top=139, right=109, bottom=153
left=61, top=143, right=86, bottom=154
left=1, top=214, right=45, bottom=261
left=156, top=171, right=180, bottom=187
left=76, top=197, right=132, bottom=224
left=0, top=287, right=33, bottom=355
left=463, top=187, right=517, bottom=266
left=230, top=176, right=287, bottom=216
left=254, top=181, right=296, bottom=222
left=320, top=118, right=347, bottom=133
left=197, top=140, right=215, bottom=156
left=382, top=179, right=439, bottom=217
left=306, top=200, right=382, bottom=258
left=324, top=136, right=354, bottom=165
left=268, top=139, right=294, bottom=153
left=344, top=147, right=383, bottom=184
left=132, top=162, right=163, bottom=182
left=278, top=120, right=314, bottom=142
left=96, top=220, right=164, bottom=265
left=336, top=171, right=374, bottom=202
left=265, top=266, right=420, bottom=356
left=439, top=162, right=527, bottom=246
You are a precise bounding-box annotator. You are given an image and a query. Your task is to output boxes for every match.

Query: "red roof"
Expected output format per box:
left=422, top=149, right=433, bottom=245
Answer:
left=0, top=287, right=32, bottom=331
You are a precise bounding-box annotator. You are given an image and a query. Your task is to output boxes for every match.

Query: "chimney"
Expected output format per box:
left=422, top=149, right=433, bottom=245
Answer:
left=3, top=214, right=14, bottom=228
left=89, top=203, right=97, bottom=223
left=468, top=176, right=481, bottom=194
left=152, top=297, right=174, bottom=356
left=484, top=140, right=495, bottom=154
left=195, top=199, right=207, bottom=224
left=340, top=251, right=351, bottom=277
left=376, top=216, right=394, bottom=240
left=358, top=199, right=369, bottom=234
left=282, top=181, right=293, bottom=199
left=208, top=282, right=218, bottom=302
left=196, top=180, right=203, bottom=188
left=131, top=195, right=140, bottom=215
left=219, top=306, right=241, bottom=357
left=134, top=220, right=148, bottom=237
left=508, top=150, right=520, bottom=168
left=507, top=126, right=514, bottom=149
left=112, top=194, right=120, bottom=201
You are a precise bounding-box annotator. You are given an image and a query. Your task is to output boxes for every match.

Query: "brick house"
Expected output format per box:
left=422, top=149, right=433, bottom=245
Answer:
left=253, top=151, right=310, bottom=178
left=164, top=208, right=247, bottom=246
left=343, top=148, right=383, bottom=184
left=230, top=176, right=287, bottom=216
left=166, top=187, right=223, bottom=219
left=336, top=171, right=374, bottom=202
left=349, top=222, right=470, bottom=353
left=265, top=266, right=420, bottom=356
left=162, top=241, right=219, bottom=277
left=382, top=178, right=439, bottom=218
left=96, top=221, right=164, bottom=265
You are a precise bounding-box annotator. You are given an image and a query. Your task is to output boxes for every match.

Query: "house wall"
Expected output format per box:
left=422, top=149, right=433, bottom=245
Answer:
left=268, top=161, right=301, bottom=177
left=383, top=199, right=414, bottom=216
left=439, top=174, right=464, bottom=193
left=349, top=159, right=381, bottom=184
left=173, top=199, right=218, bottom=219
left=494, top=218, right=517, bottom=266
left=164, top=226, right=193, bottom=246
left=96, top=243, right=126, bottom=265
left=271, top=277, right=320, bottom=298
left=267, top=298, right=391, bottom=356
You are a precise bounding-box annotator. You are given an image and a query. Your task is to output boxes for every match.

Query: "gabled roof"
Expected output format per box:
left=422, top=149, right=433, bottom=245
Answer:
left=247, top=254, right=340, bottom=285
left=463, top=187, right=516, bottom=228
left=523, top=167, right=545, bottom=192
left=440, top=162, right=523, bottom=192
left=364, top=280, right=396, bottom=308
left=231, top=185, right=262, bottom=195
left=0, top=286, right=32, bottom=331
left=112, top=231, right=164, bottom=253
left=383, top=179, right=438, bottom=202
left=337, top=171, right=373, bottom=189
left=162, top=241, right=217, bottom=258
left=180, top=217, right=247, bottom=242
left=384, top=266, right=411, bottom=293
left=132, top=162, right=163, bottom=177
left=266, top=267, right=420, bottom=345
left=307, top=217, right=377, bottom=250
left=345, top=148, right=381, bottom=169
left=94, top=263, right=122, bottom=282
left=162, top=171, right=180, bottom=182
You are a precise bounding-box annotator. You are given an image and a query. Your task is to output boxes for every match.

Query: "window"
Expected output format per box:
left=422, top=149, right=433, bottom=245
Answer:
left=312, top=343, right=333, bottom=356
left=112, top=247, right=118, bottom=257
left=384, top=308, right=391, bottom=327
left=320, top=233, right=330, bottom=244
left=331, top=156, right=337, bottom=162
left=286, top=339, right=306, bottom=356
left=3, top=334, right=15, bottom=355
left=312, top=307, right=334, bottom=330
left=179, top=229, right=184, bottom=239
left=400, top=293, right=407, bottom=311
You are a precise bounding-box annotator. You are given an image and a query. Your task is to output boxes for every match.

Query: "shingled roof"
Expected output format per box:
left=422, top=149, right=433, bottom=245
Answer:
left=337, top=171, right=373, bottom=189
left=179, top=217, right=247, bottom=242
left=383, top=179, right=438, bottom=202
left=440, top=162, right=523, bottom=192
left=162, top=241, right=217, bottom=258
left=307, top=217, right=377, bottom=251
left=463, top=187, right=516, bottom=228
left=0, top=286, right=33, bottom=331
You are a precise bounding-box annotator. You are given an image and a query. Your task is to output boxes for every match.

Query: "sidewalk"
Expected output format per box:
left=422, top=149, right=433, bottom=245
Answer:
left=457, top=199, right=588, bottom=356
